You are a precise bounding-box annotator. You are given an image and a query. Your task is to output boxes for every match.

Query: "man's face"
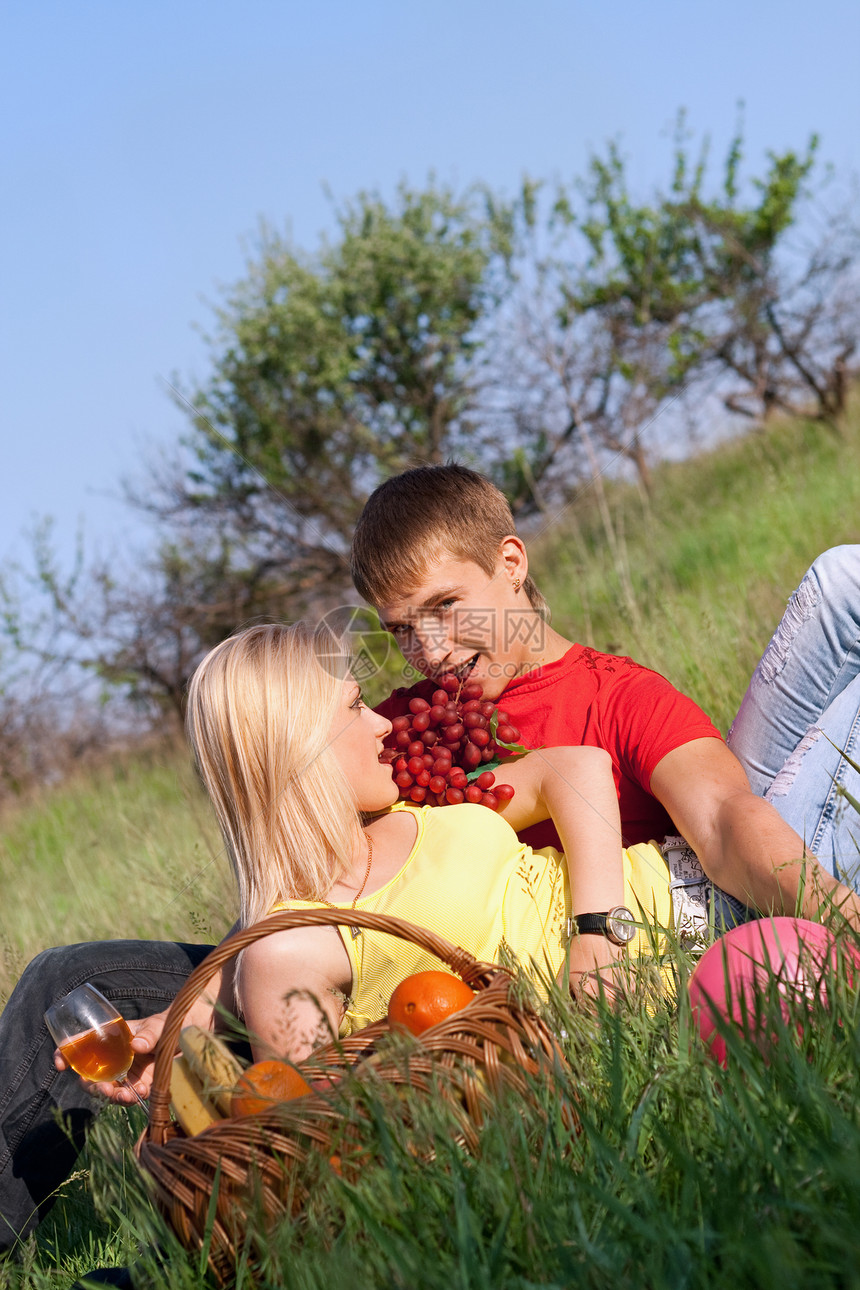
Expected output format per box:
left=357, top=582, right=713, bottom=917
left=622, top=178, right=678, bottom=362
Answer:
left=377, top=550, right=545, bottom=701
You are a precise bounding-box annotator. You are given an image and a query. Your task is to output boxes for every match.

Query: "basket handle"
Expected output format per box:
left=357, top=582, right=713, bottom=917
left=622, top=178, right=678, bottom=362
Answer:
left=147, top=907, right=502, bottom=1139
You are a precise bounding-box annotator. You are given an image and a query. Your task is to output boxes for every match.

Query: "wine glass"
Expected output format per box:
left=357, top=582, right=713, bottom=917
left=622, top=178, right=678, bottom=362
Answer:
left=45, top=983, right=148, bottom=1109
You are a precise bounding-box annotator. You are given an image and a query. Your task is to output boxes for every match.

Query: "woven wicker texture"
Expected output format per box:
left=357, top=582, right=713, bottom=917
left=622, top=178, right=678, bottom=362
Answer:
left=135, top=908, right=573, bottom=1283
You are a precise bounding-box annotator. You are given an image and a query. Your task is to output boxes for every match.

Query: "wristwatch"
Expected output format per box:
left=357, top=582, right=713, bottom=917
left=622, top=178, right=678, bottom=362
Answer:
left=568, top=906, right=636, bottom=947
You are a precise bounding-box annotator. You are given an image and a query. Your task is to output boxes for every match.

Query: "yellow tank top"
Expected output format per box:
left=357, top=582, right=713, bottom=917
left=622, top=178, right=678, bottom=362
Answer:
left=272, top=802, right=672, bottom=1035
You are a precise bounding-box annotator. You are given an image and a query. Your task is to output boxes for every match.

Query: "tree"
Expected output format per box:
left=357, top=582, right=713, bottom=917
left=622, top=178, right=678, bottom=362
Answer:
left=0, top=182, right=514, bottom=720
left=6, top=139, right=858, bottom=723
left=0, top=525, right=146, bottom=796
left=137, top=181, right=513, bottom=630
left=0, top=514, right=321, bottom=727
left=498, top=119, right=859, bottom=514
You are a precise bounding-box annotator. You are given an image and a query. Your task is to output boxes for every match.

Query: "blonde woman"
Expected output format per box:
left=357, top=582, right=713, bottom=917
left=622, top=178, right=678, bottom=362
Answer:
left=8, top=620, right=672, bottom=1256
left=185, top=622, right=672, bottom=1060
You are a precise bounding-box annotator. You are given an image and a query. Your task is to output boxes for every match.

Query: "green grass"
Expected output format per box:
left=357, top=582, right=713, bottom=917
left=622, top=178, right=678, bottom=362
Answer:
left=0, top=744, right=231, bottom=1005
left=8, top=945, right=860, bottom=1290
left=2, top=403, right=860, bottom=1287
left=534, top=407, right=860, bottom=731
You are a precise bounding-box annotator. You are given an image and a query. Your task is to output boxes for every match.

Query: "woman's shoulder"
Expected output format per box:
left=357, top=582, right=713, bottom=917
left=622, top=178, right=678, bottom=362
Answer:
left=380, top=798, right=517, bottom=834
left=242, top=921, right=327, bottom=966
left=421, top=800, right=521, bottom=849
left=368, top=799, right=426, bottom=846
left=370, top=800, right=520, bottom=864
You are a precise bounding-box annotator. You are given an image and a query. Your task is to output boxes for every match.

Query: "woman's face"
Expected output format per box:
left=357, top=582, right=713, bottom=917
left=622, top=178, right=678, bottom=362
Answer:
left=328, top=676, right=398, bottom=813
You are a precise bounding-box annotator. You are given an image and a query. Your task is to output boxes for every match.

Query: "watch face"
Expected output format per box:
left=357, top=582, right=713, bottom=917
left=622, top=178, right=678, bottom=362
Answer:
left=607, top=907, right=636, bottom=944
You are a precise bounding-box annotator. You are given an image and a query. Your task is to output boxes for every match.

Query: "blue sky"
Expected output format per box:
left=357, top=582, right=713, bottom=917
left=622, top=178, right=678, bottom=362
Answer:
left=2, top=0, right=859, bottom=568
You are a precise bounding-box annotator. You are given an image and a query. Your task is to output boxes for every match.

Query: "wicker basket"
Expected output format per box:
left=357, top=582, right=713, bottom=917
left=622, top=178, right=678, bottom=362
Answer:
left=136, top=908, right=574, bottom=1282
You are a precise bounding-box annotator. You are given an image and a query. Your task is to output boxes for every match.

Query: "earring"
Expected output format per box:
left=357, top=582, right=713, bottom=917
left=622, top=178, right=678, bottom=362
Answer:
left=513, top=577, right=521, bottom=591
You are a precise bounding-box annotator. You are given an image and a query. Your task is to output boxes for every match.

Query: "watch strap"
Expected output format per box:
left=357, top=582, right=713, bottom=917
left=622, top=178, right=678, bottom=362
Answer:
left=567, top=907, right=637, bottom=946
left=569, top=913, right=609, bottom=937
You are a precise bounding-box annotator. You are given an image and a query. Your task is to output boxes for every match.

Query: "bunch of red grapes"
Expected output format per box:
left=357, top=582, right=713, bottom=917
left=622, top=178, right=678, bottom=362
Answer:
left=379, top=673, right=522, bottom=811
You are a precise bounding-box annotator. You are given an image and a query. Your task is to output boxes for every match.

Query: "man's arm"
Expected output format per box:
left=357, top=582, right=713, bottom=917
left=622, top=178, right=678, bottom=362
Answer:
left=650, top=738, right=860, bottom=924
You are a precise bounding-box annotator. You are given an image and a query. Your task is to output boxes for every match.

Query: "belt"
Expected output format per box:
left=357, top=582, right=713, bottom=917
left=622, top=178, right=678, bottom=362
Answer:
left=661, top=834, right=712, bottom=948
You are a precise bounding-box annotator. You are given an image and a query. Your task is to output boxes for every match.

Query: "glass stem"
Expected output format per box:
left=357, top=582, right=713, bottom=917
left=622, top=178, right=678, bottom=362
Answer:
left=118, top=1076, right=149, bottom=1111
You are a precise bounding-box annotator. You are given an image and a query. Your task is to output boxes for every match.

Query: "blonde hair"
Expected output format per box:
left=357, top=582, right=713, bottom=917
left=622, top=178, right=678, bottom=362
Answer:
left=351, top=462, right=548, bottom=616
left=186, top=622, right=365, bottom=930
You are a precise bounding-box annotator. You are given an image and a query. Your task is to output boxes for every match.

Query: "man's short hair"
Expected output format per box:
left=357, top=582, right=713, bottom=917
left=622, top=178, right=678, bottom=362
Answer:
left=350, top=462, right=548, bottom=615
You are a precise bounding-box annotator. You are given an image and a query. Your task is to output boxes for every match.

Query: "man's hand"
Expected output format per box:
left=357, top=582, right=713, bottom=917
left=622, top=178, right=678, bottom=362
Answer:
left=51, top=957, right=232, bottom=1105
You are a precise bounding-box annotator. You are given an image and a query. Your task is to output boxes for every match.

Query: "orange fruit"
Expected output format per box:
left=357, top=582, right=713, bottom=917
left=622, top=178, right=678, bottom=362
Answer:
left=387, top=971, right=476, bottom=1036
left=230, top=1059, right=312, bottom=1116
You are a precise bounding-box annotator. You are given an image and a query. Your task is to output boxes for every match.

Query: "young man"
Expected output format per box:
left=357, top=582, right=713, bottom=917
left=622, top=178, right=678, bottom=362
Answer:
left=350, top=464, right=860, bottom=921
left=2, top=464, right=859, bottom=1251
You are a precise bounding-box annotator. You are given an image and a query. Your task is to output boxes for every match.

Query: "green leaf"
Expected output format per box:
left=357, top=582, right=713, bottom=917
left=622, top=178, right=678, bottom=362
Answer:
left=466, top=760, right=501, bottom=782
left=488, top=708, right=536, bottom=757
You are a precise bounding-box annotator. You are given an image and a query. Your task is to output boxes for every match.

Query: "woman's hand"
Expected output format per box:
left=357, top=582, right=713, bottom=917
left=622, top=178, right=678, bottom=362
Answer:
left=564, top=934, right=630, bottom=1004
left=53, top=1009, right=171, bottom=1104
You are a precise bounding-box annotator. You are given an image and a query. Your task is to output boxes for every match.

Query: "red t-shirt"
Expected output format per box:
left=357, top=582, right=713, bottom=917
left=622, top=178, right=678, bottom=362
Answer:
left=376, top=645, right=722, bottom=849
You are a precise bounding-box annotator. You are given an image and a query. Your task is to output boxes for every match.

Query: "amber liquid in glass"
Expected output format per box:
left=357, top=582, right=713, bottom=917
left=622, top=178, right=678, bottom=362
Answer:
left=58, top=1018, right=134, bottom=1082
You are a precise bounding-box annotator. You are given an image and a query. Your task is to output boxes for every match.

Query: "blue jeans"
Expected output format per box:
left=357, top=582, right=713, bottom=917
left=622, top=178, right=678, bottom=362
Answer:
left=728, top=545, right=860, bottom=891
left=0, top=939, right=212, bottom=1251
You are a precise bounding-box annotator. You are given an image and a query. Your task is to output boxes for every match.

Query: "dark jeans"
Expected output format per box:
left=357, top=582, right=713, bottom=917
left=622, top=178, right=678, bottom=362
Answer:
left=0, top=939, right=213, bottom=1251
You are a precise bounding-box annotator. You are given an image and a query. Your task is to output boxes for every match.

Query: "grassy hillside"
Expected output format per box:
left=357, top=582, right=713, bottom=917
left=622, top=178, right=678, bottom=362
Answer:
left=2, top=405, right=860, bottom=1005
left=535, top=406, right=860, bottom=732
left=0, top=745, right=229, bottom=1004
left=2, top=404, right=860, bottom=1288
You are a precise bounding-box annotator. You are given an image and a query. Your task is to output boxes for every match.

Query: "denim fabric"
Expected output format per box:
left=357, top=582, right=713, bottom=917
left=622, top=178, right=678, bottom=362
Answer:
left=728, top=546, right=860, bottom=889
left=710, top=885, right=755, bottom=931
left=0, top=939, right=212, bottom=1251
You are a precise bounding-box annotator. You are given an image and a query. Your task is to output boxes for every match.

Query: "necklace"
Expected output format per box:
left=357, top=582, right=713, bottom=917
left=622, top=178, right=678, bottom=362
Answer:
left=320, top=832, right=373, bottom=939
